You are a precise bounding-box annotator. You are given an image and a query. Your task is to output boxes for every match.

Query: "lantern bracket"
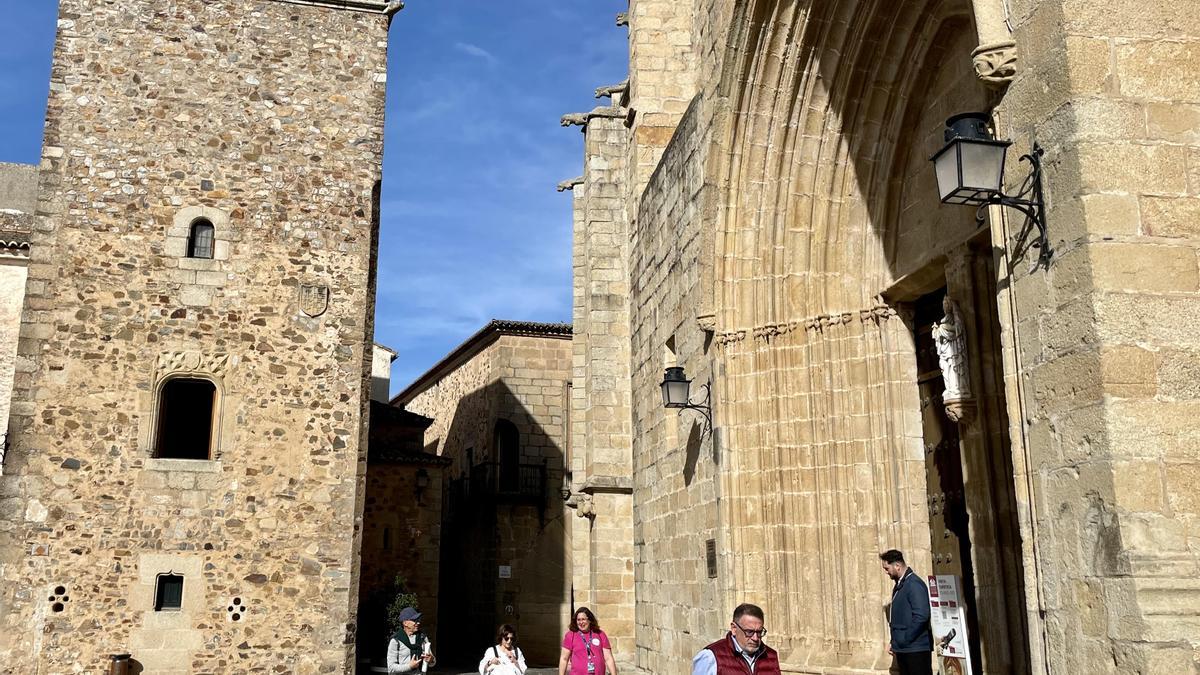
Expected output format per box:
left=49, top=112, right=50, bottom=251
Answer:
left=974, top=143, right=1052, bottom=272
left=676, top=381, right=710, bottom=427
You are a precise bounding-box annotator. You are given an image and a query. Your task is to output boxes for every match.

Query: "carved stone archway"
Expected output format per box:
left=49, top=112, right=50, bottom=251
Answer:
left=694, top=0, right=1037, bottom=671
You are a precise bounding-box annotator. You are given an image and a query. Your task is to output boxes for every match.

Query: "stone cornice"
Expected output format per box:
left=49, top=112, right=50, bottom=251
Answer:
left=268, top=0, right=403, bottom=15
left=579, top=475, right=633, bottom=495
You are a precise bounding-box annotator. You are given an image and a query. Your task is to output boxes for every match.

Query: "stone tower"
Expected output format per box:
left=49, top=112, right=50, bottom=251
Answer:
left=0, top=1, right=395, bottom=672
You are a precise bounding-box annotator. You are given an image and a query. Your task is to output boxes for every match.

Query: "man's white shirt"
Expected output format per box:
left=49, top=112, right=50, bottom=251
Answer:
left=691, top=636, right=762, bottom=675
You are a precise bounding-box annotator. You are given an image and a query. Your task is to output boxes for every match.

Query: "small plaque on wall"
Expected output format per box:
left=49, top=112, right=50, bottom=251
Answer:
left=498, top=565, right=512, bottom=579
left=706, top=539, right=717, bottom=578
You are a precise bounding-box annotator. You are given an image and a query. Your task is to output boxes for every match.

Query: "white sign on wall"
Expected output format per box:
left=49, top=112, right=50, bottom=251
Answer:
left=498, top=565, right=512, bottom=579
left=927, top=575, right=974, bottom=675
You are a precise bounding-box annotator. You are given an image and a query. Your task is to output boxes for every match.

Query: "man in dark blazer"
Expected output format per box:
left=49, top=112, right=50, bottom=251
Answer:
left=880, top=549, right=933, bottom=675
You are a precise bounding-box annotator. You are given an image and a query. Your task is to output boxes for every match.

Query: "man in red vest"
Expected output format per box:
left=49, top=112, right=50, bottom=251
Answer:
left=690, top=604, right=781, bottom=675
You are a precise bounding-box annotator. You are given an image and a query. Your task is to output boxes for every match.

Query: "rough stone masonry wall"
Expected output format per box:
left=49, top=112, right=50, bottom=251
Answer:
left=993, top=0, right=1200, bottom=670
left=0, top=1, right=388, bottom=672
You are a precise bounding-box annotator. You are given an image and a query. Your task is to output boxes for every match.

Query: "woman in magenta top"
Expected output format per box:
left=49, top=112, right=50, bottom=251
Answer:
left=558, top=607, right=618, bottom=675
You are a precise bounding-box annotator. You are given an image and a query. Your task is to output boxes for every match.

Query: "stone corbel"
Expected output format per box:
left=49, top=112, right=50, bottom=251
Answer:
left=616, top=12, right=629, bottom=26
left=972, top=41, right=1017, bottom=85
left=569, top=494, right=595, bottom=519
left=557, top=176, right=584, bottom=193
left=943, top=399, right=977, bottom=424
left=968, top=0, right=1016, bottom=84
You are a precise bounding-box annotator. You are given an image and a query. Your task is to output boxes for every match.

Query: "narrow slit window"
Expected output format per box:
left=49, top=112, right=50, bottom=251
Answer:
left=187, top=218, right=215, bottom=259
left=154, top=378, right=216, bottom=460
left=154, top=574, right=184, bottom=611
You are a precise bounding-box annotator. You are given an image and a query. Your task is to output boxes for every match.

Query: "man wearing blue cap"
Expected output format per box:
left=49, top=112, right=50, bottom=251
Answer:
left=388, top=607, right=437, bottom=673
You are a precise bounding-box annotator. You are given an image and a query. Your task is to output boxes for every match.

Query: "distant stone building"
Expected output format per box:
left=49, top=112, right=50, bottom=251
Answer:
left=563, top=1, right=1200, bottom=674
left=358, top=346, right=448, bottom=669
left=0, top=1, right=398, bottom=672
left=394, top=319, right=573, bottom=667
left=0, top=162, right=37, bottom=460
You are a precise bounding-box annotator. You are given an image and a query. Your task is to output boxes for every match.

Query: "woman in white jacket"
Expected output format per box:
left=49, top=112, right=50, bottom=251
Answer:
left=479, top=624, right=528, bottom=675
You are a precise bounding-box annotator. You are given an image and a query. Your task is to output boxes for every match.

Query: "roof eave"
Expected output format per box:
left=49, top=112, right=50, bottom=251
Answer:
left=269, top=0, right=402, bottom=15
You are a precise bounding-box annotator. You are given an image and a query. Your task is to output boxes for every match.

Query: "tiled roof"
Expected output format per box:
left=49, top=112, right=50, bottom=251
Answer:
left=392, top=319, right=573, bottom=404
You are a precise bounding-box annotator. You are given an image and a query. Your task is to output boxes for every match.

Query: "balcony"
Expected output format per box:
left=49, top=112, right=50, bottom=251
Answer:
left=470, top=461, right=546, bottom=504
left=446, top=461, right=548, bottom=522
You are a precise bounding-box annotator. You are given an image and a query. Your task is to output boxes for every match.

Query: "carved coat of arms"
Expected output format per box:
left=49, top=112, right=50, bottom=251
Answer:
left=299, top=284, right=329, bottom=318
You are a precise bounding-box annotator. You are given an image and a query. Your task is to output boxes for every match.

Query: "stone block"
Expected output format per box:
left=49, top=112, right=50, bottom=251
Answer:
left=1074, top=143, right=1188, bottom=195
left=1146, top=102, right=1200, bottom=143
left=1140, top=196, right=1200, bottom=238
left=1163, top=463, right=1200, bottom=514
left=1157, top=350, right=1200, bottom=399
left=194, top=270, right=228, bottom=286
left=1116, top=41, right=1200, bottom=102
left=178, top=286, right=213, bottom=307
left=1088, top=243, right=1197, bottom=293
left=1062, top=0, right=1196, bottom=38
left=163, top=237, right=187, bottom=258
left=1110, top=460, right=1166, bottom=512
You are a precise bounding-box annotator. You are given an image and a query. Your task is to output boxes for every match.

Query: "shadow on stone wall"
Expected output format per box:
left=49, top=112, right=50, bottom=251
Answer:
left=434, top=380, right=568, bottom=668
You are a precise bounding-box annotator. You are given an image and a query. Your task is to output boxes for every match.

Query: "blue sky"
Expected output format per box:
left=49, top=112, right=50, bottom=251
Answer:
left=0, top=2, right=628, bottom=393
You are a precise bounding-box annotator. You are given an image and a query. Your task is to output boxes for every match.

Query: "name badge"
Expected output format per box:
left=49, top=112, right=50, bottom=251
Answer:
left=591, top=638, right=600, bottom=646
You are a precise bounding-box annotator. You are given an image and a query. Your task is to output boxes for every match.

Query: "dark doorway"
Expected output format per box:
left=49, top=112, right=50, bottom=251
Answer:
left=910, top=245, right=1032, bottom=674
left=914, top=288, right=983, bottom=673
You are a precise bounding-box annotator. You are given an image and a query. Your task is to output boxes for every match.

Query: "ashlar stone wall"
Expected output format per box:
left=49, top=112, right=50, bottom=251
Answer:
left=400, top=327, right=573, bottom=666
left=993, top=0, right=1200, bottom=670
left=0, top=1, right=391, bottom=672
left=572, top=0, right=1200, bottom=673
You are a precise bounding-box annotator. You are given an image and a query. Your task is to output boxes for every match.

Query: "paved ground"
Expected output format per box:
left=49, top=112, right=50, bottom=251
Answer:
left=361, top=665, right=558, bottom=675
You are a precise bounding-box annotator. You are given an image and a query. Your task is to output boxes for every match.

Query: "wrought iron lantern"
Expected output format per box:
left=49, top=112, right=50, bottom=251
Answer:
left=931, top=112, right=1052, bottom=269
left=660, top=366, right=711, bottom=426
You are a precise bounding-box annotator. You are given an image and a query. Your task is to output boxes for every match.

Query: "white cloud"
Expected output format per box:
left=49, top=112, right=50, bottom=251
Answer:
left=453, top=41, right=499, bottom=65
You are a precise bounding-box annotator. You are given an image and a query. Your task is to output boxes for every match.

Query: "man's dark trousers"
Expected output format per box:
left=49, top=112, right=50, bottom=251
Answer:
left=895, top=651, right=933, bottom=675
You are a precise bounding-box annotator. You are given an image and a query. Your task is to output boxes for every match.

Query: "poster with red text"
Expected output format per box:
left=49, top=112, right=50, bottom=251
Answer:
left=927, top=575, right=973, bottom=675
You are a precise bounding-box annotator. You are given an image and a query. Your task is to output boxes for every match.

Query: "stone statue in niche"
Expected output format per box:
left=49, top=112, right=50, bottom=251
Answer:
left=932, top=297, right=975, bottom=423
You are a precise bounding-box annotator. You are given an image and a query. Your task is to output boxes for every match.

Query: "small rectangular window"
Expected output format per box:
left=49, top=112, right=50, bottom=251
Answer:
left=155, top=574, right=184, bottom=611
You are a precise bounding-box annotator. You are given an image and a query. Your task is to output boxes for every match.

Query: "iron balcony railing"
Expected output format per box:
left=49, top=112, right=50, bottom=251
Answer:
left=469, top=461, right=546, bottom=503
left=445, top=461, right=548, bottom=522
